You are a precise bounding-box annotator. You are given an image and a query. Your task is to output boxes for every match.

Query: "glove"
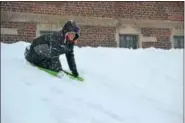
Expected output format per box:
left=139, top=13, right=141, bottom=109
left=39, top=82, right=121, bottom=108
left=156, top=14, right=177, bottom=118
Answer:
left=72, top=70, right=79, bottom=77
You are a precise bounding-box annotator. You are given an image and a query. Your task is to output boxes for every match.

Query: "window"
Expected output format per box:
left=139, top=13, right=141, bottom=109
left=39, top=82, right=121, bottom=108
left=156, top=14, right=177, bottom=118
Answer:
left=40, top=31, right=56, bottom=36
left=173, top=36, right=184, bottom=49
left=119, top=34, right=139, bottom=49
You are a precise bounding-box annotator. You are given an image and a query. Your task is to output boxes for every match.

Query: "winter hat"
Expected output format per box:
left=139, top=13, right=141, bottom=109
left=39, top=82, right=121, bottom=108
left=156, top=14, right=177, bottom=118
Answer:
left=62, top=20, right=80, bottom=40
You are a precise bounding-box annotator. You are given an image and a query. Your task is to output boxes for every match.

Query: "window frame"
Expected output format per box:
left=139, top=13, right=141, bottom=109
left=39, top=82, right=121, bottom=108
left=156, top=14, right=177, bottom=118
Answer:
left=119, top=34, right=139, bottom=49
left=173, top=36, right=184, bottom=49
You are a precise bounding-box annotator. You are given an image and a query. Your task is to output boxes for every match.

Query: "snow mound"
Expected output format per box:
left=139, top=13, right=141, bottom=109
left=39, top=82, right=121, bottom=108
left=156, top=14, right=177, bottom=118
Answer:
left=1, top=42, right=183, bottom=123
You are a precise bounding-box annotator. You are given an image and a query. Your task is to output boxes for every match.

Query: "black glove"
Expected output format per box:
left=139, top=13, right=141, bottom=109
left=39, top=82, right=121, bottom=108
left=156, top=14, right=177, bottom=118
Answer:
left=72, top=70, right=79, bottom=77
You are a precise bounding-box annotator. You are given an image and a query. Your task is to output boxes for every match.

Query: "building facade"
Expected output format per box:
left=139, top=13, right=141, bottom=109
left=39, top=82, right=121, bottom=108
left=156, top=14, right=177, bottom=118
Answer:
left=1, top=1, right=184, bottom=49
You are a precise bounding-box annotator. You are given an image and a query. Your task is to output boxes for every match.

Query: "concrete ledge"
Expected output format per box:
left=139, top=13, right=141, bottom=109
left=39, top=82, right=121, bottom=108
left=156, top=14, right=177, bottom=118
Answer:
left=1, top=28, right=18, bottom=35
left=1, top=11, right=118, bottom=27
left=141, top=36, right=157, bottom=42
left=1, top=11, right=184, bottom=29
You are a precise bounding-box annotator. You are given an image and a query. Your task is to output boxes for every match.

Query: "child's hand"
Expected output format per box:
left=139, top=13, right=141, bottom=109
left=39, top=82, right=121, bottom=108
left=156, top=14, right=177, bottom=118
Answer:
left=72, top=71, right=79, bottom=77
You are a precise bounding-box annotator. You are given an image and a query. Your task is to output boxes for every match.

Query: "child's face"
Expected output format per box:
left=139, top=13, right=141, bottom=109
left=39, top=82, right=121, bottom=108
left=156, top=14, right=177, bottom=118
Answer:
left=67, top=32, right=75, bottom=40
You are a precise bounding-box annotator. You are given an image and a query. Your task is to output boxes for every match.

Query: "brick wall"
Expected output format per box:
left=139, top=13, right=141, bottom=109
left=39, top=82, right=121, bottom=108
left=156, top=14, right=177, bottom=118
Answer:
left=114, top=2, right=184, bottom=21
left=79, top=25, right=116, bottom=47
left=1, top=1, right=184, bottom=21
left=1, top=21, right=36, bottom=42
left=142, top=42, right=172, bottom=49
left=141, top=28, right=172, bottom=49
left=1, top=1, right=184, bottom=48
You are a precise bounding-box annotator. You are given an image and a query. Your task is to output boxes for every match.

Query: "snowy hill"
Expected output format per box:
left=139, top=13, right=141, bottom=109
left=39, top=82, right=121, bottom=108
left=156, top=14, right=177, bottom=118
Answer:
left=1, top=42, right=183, bottom=123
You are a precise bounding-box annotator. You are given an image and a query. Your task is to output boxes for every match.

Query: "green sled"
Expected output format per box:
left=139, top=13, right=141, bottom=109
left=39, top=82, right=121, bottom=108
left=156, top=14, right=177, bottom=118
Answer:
left=31, top=63, right=84, bottom=82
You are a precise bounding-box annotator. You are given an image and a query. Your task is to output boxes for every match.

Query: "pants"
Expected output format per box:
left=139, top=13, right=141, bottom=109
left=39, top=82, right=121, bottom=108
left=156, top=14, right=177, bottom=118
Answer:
left=25, top=46, right=62, bottom=72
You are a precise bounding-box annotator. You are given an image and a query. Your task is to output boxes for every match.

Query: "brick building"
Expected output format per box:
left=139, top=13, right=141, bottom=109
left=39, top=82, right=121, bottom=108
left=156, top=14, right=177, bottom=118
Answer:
left=1, top=1, right=184, bottom=49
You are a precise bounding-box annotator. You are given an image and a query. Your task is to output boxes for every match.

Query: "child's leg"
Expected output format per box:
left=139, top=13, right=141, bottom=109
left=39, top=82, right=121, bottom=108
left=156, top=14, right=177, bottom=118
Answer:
left=48, top=57, right=63, bottom=72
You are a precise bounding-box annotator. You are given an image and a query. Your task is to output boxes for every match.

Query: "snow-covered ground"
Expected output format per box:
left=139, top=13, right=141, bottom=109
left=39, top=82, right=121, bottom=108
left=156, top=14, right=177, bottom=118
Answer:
left=1, top=41, right=183, bottom=123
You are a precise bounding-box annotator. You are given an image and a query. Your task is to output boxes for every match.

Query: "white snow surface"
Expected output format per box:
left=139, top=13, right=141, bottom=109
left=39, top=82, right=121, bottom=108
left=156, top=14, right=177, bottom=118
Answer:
left=1, top=41, right=183, bottom=123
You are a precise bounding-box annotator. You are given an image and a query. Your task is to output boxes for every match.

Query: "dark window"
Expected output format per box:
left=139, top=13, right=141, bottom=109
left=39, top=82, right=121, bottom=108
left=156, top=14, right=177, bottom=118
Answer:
left=119, top=34, right=139, bottom=49
left=173, top=36, right=184, bottom=49
left=40, top=31, right=56, bottom=36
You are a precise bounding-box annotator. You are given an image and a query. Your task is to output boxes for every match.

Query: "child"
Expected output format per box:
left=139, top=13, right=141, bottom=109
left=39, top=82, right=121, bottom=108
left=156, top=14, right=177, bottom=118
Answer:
left=25, top=20, right=80, bottom=77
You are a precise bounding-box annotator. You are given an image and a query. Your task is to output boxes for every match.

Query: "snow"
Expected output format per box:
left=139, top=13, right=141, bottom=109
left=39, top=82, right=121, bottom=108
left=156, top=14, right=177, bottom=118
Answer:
left=1, top=41, right=183, bottom=123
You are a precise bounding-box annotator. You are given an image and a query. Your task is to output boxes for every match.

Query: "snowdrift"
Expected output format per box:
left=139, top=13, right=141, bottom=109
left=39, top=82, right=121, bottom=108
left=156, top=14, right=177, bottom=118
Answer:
left=1, top=42, right=183, bottom=123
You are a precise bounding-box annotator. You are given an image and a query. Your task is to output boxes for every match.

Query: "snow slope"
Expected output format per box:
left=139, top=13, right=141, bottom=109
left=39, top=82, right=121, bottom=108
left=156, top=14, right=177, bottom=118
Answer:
left=1, top=42, right=183, bottom=123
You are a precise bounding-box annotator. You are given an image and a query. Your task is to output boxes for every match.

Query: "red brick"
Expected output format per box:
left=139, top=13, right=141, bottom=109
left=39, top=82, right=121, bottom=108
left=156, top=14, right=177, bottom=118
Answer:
left=1, top=1, right=184, bottom=48
left=77, top=25, right=116, bottom=47
left=141, top=27, right=172, bottom=49
left=142, top=42, right=172, bottom=49
left=1, top=21, right=36, bottom=42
